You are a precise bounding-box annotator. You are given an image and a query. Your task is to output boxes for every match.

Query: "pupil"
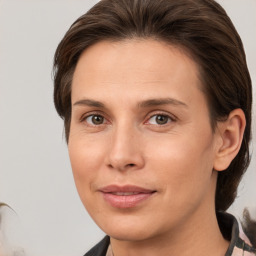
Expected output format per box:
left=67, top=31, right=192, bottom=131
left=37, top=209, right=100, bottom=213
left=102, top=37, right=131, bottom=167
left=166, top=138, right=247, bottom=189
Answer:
left=92, top=115, right=103, bottom=124
left=156, top=115, right=168, bottom=125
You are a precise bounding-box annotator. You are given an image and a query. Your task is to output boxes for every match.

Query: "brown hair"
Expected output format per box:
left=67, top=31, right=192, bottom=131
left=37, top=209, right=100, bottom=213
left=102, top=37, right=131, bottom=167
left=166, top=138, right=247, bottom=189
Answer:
left=53, top=0, right=252, bottom=211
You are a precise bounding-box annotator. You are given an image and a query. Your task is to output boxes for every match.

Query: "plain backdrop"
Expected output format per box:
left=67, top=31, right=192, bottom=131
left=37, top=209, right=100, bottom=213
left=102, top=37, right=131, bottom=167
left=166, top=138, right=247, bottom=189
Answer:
left=0, top=0, right=255, bottom=255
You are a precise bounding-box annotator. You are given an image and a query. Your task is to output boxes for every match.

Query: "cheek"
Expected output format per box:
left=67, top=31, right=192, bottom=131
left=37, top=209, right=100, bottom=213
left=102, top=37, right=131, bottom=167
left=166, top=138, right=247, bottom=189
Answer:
left=146, top=130, right=216, bottom=198
left=68, top=136, right=106, bottom=200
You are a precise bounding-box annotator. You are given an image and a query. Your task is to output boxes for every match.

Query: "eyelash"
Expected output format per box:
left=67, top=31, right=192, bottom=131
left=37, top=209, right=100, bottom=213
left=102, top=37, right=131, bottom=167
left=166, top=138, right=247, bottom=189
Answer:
left=145, top=113, right=175, bottom=126
left=80, top=112, right=108, bottom=126
left=80, top=111, right=176, bottom=127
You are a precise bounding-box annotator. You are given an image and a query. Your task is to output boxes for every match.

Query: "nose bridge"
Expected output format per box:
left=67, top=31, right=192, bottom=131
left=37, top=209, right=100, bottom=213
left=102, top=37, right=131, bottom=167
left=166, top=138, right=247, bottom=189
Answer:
left=107, top=119, right=144, bottom=171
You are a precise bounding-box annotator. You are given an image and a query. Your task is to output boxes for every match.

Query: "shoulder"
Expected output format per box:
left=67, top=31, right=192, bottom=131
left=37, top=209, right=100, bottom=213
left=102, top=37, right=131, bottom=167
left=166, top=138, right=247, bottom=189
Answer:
left=84, top=236, right=110, bottom=256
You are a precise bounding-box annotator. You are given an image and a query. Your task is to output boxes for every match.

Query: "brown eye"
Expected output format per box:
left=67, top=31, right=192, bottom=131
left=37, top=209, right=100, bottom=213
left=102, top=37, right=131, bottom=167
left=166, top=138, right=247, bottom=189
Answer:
left=148, top=114, right=171, bottom=125
left=156, top=115, right=169, bottom=125
left=86, top=115, right=105, bottom=125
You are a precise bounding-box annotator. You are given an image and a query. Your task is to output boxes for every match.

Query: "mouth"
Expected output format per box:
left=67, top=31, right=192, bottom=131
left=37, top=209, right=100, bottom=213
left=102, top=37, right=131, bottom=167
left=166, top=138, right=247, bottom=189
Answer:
left=99, top=185, right=156, bottom=208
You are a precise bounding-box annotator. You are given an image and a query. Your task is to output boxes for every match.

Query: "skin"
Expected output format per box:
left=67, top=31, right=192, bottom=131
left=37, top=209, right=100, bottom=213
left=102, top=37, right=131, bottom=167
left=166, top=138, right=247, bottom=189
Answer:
left=68, top=39, right=245, bottom=256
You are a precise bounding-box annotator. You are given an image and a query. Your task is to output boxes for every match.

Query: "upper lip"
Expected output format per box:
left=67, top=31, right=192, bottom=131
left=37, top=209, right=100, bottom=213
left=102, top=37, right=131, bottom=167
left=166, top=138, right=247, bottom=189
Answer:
left=99, top=185, right=156, bottom=194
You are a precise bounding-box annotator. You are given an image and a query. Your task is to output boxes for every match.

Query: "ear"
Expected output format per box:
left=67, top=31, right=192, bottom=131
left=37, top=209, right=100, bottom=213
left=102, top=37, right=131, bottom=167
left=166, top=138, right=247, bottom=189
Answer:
left=213, top=108, right=246, bottom=171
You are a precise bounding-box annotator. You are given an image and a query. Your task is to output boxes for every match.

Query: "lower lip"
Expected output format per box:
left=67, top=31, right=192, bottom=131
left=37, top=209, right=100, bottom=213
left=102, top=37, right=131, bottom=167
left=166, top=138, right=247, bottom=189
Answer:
left=102, top=192, right=154, bottom=208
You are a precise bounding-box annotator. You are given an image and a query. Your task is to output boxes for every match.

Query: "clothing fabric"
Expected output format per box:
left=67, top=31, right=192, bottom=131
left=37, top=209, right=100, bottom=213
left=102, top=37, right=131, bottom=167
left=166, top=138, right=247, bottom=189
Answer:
left=84, top=236, right=110, bottom=256
left=84, top=212, right=256, bottom=256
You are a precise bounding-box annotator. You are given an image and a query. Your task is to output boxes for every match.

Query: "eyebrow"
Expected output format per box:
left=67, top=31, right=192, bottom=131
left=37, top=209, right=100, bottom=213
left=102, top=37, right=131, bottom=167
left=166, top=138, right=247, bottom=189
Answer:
left=73, top=99, right=105, bottom=108
left=73, top=97, right=188, bottom=109
left=138, top=98, right=188, bottom=108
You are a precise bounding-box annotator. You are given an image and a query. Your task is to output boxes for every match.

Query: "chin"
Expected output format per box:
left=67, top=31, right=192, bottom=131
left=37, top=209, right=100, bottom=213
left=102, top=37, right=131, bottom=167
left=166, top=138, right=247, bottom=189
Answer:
left=94, top=213, right=163, bottom=242
left=106, top=228, right=154, bottom=242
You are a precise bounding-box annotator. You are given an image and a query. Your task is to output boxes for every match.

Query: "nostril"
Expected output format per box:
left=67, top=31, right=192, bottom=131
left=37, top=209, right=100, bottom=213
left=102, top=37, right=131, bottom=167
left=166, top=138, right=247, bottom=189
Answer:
left=107, top=163, right=135, bottom=170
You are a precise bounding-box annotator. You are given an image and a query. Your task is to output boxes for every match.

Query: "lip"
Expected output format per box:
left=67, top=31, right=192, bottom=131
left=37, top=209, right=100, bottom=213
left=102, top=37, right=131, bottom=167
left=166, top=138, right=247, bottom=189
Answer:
left=99, top=185, right=156, bottom=208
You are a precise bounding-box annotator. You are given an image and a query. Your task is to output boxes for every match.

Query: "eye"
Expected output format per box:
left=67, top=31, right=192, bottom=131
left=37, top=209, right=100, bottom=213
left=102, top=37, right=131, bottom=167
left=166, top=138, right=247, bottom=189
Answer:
left=147, top=114, right=172, bottom=125
left=85, top=114, right=105, bottom=125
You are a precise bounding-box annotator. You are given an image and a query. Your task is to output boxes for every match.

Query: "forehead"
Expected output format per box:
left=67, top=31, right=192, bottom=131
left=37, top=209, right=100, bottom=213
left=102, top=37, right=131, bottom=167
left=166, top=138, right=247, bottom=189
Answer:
left=74, top=39, right=200, bottom=78
left=72, top=39, right=204, bottom=105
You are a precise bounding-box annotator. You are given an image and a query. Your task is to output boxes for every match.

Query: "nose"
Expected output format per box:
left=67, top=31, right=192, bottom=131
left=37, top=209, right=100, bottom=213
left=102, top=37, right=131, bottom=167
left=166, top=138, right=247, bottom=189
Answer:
left=106, top=125, right=145, bottom=172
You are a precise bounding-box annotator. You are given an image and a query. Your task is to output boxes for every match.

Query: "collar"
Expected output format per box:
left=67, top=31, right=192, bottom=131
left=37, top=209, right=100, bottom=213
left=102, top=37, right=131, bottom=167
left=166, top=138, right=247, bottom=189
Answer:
left=217, top=212, right=256, bottom=256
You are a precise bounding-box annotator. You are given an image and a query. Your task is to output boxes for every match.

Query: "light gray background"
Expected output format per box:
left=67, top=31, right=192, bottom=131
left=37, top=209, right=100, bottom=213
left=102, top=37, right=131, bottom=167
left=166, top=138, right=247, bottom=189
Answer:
left=0, top=0, right=255, bottom=255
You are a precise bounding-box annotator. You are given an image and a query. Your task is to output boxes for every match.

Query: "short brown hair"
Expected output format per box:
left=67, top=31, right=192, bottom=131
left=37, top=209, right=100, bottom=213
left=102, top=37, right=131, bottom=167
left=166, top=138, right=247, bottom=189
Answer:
left=53, top=0, right=252, bottom=211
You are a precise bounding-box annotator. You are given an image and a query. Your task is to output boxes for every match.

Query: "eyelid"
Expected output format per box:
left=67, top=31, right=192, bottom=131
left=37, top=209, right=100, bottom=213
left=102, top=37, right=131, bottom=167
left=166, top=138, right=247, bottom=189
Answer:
left=144, top=111, right=177, bottom=125
left=78, top=110, right=176, bottom=126
left=80, top=111, right=110, bottom=124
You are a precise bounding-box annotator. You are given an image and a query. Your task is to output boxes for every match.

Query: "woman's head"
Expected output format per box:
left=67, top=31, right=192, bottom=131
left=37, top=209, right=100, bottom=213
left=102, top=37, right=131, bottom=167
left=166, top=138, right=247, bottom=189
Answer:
left=53, top=0, right=252, bottom=213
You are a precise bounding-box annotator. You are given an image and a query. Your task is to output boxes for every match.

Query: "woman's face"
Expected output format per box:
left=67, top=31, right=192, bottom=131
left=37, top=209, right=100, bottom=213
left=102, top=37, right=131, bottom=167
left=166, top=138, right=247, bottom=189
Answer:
left=69, top=39, right=221, bottom=241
